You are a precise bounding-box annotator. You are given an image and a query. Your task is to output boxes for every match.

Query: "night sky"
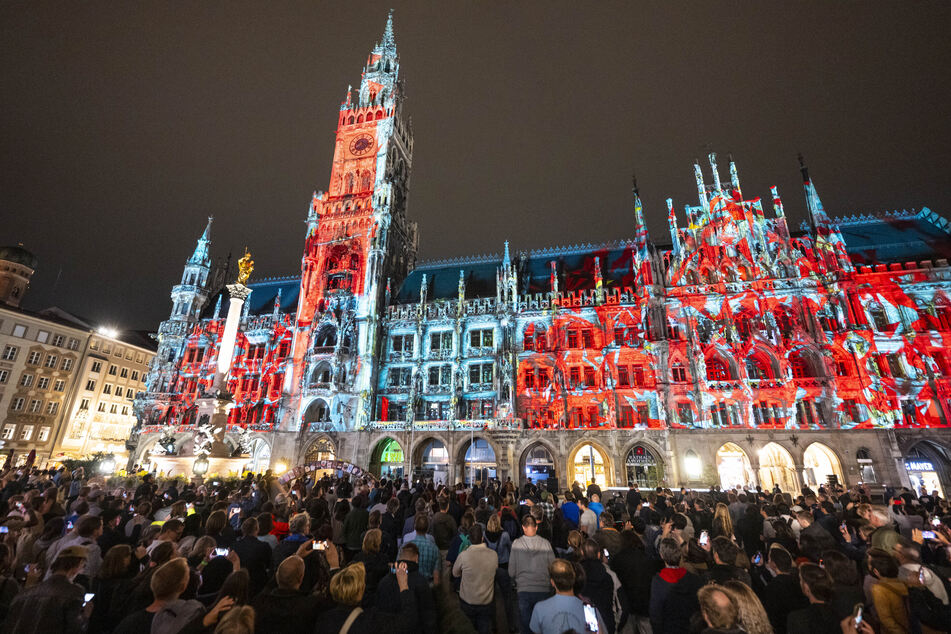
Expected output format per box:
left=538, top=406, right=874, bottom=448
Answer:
left=2, top=2, right=950, bottom=331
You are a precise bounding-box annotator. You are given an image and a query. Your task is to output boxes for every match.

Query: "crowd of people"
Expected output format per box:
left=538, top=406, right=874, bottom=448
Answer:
left=0, top=463, right=948, bottom=634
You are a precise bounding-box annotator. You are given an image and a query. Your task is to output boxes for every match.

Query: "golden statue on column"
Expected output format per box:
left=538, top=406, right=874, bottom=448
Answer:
left=237, top=247, right=254, bottom=285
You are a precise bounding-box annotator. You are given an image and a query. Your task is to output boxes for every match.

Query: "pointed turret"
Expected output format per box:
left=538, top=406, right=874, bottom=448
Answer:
left=693, top=161, right=707, bottom=208
left=631, top=175, right=653, bottom=287
left=729, top=154, right=742, bottom=198
left=502, top=240, right=511, bottom=268
left=798, top=155, right=853, bottom=272
left=382, top=9, right=395, bottom=47
left=708, top=152, right=722, bottom=192
left=188, top=217, right=213, bottom=266
left=667, top=198, right=681, bottom=257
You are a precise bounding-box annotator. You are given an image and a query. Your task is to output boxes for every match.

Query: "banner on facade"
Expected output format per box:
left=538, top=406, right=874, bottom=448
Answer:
left=278, top=459, right=376, bottom=484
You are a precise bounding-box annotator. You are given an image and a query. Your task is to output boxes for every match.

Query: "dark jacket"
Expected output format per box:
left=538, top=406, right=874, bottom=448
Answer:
left=786, top=603, right=840, bottom=634
left=828, top=583, right=865, bottom=621
left=252, top=587, right=329, bottom=634
left=376, top=562, right=437, bottom=634
left=800, top=523, right=838, bottom=555
left=703, top=563, right=752, bottom=587
left=232, top=535, right=273, bottom=596
left=353, top=550, right=390, bottom=607
left=611, top=545, right=654, bottom=617
left=581, top=558, right=617, bottom=634
left=648, top=568, right=703, bottom=634
left=343, top=507, right=370, bottom=551
left=431, top=512, right=457, bottom=550
left=314, top=588, right=416, bottom=634
left=2, top=574, right=85, bottom=634
left=761, top=571, right=808, bottom=634
left=593, top=528, right=624, bottom=558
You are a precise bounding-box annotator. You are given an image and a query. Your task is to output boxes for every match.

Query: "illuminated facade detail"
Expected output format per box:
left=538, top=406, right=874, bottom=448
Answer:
left=129, top=14, right=951, bottom=490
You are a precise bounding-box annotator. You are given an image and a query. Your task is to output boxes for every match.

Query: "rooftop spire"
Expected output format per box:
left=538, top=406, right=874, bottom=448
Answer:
left=708, top=152, right=722, bottom=192
left=502, top=240, right=511, bottom=267
left=728, top=153, right=741, bottom=198
left=187, top=217, right=213, bottom=266
left=382, top=9, right=395, bottom=47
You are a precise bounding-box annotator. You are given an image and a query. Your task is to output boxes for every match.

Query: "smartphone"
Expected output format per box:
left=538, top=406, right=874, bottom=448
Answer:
left=932, top=517, right=941, bottom=527
left=83, top=593, right=95, bottom=606
left=642, top=502, right=649, bottom=508
left=66, top=521, right=75, bottom=531
left=213, top=548, right=229, bottom=557
left=15, top=502, right=25, bottom=512
left=922, top=530, right=937, bottom=540
left=699, top=530, right=709, bottom=546
left=128, top=505, right=134, bottom=513
left=852, top=604, right=863, bottom=627
left=229, top=508, right=239, bottom=517
left=314, top=540, right=328, bottom=551
left=583, top=603, right=599, bottom=632
left=602, top=548, right=609, bottom=559
left=212, top=481, right=220, bottom=486
left=840, top=522, right=847, bottom=531
left=752, top=551, right=763, bottom=566
left=0, top=527, right=8, bottom=534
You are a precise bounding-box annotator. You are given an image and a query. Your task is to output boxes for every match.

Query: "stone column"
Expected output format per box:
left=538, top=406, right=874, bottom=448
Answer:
left=215, top=283, right=252, bottom=392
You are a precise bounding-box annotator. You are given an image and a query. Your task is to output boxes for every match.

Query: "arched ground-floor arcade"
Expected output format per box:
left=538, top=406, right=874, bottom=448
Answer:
left=132, top=427, right=951, bottom=495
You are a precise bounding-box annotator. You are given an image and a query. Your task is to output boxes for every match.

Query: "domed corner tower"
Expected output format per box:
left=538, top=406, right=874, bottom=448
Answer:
left=0, top=244, right=37, bottom=308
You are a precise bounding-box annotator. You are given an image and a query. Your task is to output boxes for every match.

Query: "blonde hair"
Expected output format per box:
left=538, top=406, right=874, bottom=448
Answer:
left=329, top=562, right=366, bottom=607
left=722, top=580, right=772, bottom=634
left=486, top=514, right=501, bottom=532
left=567, top=530, right=584, bottom=552
left=362, top=528, right=381, bottom=554
left=712, top=503, right=733, bottom=537
left=214, top=605, right=255, bottom=634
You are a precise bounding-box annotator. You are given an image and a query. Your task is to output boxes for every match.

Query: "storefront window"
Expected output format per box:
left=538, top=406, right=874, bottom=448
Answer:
left=625, top=444, right=663, bottom=488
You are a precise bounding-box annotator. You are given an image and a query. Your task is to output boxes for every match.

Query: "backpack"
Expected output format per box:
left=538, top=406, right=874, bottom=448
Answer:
left=457, top=533, right=471, bottom=555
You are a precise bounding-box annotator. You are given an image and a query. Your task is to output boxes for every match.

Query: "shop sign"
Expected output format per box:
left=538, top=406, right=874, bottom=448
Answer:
left=626, top=445, right=655, bottom=466
left=905, top=460, right=934, bottom=472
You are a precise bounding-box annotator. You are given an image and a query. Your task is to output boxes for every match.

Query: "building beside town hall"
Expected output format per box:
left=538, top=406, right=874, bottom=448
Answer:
left=0, top=246, right=156, bottom=465
left=127, top=14, right=951, bottom=495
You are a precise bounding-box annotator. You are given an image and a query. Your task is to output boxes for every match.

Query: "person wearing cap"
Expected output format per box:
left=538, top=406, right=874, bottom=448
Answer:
left=4, top=545, right=89, bottom=633
left=44, top=515, right=103, bottom=580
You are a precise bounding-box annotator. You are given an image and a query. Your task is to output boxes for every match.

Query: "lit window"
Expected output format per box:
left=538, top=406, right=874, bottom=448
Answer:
left=37, top=427, right=50, bottom=442
left=1, top=426, right=14, bottom=440
left=52, top=334, right=65, bottom=347
left=469, top=329, right=494, bottom=349
left=671, top=365, right=687, bottom=383
left=468, top=362, right=493, bottom=385
left=68, top=338, right=80, bottom=350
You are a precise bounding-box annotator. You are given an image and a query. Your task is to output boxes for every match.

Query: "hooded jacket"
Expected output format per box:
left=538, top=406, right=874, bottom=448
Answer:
left=649, top=567, right=703, bottom=634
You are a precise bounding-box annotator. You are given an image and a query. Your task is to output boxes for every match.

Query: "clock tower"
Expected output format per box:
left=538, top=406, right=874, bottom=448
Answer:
left=287, top=11, right=417, bottom=432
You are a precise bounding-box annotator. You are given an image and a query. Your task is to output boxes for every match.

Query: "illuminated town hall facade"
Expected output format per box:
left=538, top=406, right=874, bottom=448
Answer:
left=128, top=15, right=951, bottom=495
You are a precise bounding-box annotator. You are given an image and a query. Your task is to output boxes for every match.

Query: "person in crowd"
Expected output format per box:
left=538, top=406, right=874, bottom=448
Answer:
left=866, top=548, right=911, bottom=634
left=577, top=498, right=598, bottom=537
left=342, top=495, right=369, bottom=563
left=786, top=563, right=839, bottom=634
left=353, top=529, right=388, bottom=607
left=720, top=580, right=772, bottom=634
left=759, top=546, right=807, bottom=634
left=4, top=546, right=88, bottom=634
left=649, top=537, right=703, bottom=634
left=376, top=543, right=438, bottom=634
left=315, top=562, right=415, bottom=633
left=820, top=549, right=866, bottom=621
left=697, top=585, right=742, bottom=634
left=509, top=514, right=555, bottom=634
left=706, top=536, right=752, bottom=586
left=146, top=519, right=184, bottom=556
left=611, top=528, right=653, bottom=634
left=529, top=558, right=605, bottom=634
left=252, top=555, right=328, bottom=634
left=89, top=544, right=139, bottom=633
left=711, top=503, right=734, bottom=541
left=409, top=513, right=441, bottom=584
left=45, top=515, right=105, bottom=579
left=593, top=511, right=623, bottom=557
left=231, top=517, right=272, bottom=597
left=452, top=523, right=498, bottom=634
left=579, top=539, right=618, bottom=634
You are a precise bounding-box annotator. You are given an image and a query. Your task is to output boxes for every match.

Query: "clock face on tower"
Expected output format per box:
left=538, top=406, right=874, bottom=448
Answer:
left=349, top=134, right=375, bottom=157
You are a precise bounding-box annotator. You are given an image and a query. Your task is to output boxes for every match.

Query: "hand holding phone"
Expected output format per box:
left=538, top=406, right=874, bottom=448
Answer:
left=213, top=547, right=229, bottom=558
left=699, top=530, right=709, bottom=547
left=83, top=593, right=95, bottom=607
left=921, top=530, right=937, bottom=540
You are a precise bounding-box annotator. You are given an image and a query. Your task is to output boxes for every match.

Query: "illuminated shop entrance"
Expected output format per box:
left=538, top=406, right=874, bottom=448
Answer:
left=370, top=438, right=405, bottom=480
left=303, top=437, right=336, bottom=477
left=625, top=444, right=663, bottom=488
left=571, top=444, right=608, bottom=489
left=716, top=443, right=754, bottom=490
left=523, top=444, right=557, bottom=490
left=802, top=442, right=844, bottom=488
left=758, top=443, right=798, bottom=493
left=462, top=438, right=496, bottom=485
left=904, top=442, right=948, bottom=497
left=416, top=439, right=449, bottom=485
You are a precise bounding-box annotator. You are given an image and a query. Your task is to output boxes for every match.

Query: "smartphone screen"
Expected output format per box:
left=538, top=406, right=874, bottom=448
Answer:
left=602, top=548, right=609, bottom=558
left=641, top=502, right=649, bottom=508
left=583, top=604, right=599, bottom=632
left=83, top=593, right=95, bottom=605
left=699, top=531, right=709, bottom=546
left=0, top=527, right=8, bottom=534
left=752, top=552, right=762, bottom=565
left=922, top=530, right=937, bottom=540
left=214, top=548, right=229, bottom=557
left=853, top=605, right=863, bottom=626
left=932, top=517, right=942, bottom=527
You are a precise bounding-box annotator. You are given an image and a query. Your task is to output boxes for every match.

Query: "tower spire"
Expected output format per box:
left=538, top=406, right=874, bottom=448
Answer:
left=728, top=153, right=741, bottom=198
left=382, top=9, right=395, bottom=47
left=798, top=154, right=853, bottom=272
left=188, top=217, right=213, bottom=266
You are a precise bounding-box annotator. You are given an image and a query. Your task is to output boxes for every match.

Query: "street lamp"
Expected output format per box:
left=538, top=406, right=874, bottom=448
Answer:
left=99, top=454, right=116, bottom=475
left=193, top=454, right=210, bottom=477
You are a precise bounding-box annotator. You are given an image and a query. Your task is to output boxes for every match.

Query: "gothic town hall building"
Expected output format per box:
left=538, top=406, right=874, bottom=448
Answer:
left=128, top=14, right=951, bottom=496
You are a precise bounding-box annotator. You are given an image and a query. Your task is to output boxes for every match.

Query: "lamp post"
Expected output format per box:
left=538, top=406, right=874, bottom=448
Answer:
left=193, top=454, right=210, bottom=478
